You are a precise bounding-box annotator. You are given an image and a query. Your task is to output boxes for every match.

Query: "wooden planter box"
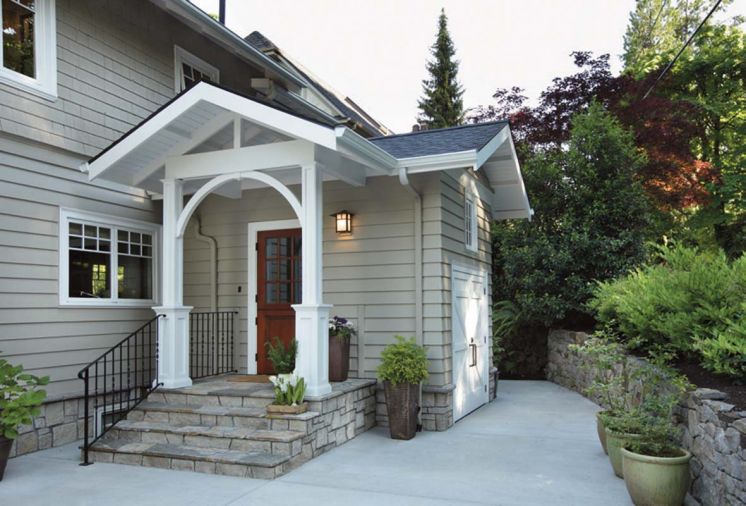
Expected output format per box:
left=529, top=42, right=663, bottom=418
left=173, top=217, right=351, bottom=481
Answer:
left=266, top=402, right=308, bottom=415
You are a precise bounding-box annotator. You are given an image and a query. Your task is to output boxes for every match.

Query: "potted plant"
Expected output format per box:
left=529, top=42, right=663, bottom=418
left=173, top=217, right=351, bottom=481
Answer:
left=266, top=373, right=308, bottom=414
left=377, top=336, right=428, bottom=440
left=621, top=418, right=692, bottom=506
left=266, top=336, right=297, bottom=374
left=570, top=333, right=630, bottom=454
left=328, top=316, right=355, bottom=382
left=0, top=356, right=49, bottom=480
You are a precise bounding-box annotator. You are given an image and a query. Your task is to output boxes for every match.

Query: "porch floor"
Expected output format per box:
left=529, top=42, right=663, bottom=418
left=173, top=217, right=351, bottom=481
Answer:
left=0, top=381, right=631, bottom=505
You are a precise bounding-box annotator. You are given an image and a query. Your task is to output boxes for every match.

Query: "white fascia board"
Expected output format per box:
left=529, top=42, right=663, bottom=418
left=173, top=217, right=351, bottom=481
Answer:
left=503, top=129, right=532, bottom=221
left=476, top=126, right=510, bottom=169
left=153, top=0, right=304, bottom=90
left=88, top=83, right=337, bottom=182
left=335, top=127, right=398, bottom=175
left=397, top=150, right=477, bottom=174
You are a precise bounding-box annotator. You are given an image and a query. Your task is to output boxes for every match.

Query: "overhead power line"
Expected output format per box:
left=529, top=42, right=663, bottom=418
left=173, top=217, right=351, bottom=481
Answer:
left=642, top=0, right=723, bottom=99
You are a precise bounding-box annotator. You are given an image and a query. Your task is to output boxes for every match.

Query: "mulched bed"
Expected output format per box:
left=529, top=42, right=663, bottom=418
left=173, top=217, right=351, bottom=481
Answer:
left=674, top=357, right=746, bottom=411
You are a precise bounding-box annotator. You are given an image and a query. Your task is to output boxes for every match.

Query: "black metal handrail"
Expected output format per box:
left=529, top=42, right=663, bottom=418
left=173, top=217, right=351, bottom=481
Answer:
left=189, top=311, right=237, bottom=379
left=77, top=315, right=162, bottom=465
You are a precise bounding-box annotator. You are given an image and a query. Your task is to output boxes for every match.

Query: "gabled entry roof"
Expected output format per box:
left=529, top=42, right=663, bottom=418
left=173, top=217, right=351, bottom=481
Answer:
left=82, top=81, right=531, bottom=220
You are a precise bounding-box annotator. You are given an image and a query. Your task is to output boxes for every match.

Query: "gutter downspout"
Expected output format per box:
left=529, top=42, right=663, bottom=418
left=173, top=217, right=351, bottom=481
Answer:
left=189, top=216, right=218, bottom=312
left=399, top=167, right=424, bottom=429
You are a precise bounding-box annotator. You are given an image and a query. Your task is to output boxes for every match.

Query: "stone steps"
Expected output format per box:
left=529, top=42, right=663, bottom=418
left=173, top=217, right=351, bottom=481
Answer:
left=87, top=439, right=292, bottom=479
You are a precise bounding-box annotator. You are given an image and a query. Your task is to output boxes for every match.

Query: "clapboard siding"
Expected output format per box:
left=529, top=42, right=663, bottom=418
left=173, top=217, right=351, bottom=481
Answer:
left=0, top=135, right=158, bottom=396
left=0, top=0, right=267, bottom=158
left=182, top=174, right=452, bottom=386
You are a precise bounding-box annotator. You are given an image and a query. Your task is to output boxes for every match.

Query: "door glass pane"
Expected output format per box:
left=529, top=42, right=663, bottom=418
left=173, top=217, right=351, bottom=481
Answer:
left=266, top=283, right=277, bottom=304
left=118, top=256, right=152, bottom=299
left=293, top=282, right=302, bottom=304
left=266, top=238, right=277, bottom=257
left=294, top=236, right=301, bottom=256
left=280, top=259, right=291, bottom=279
left=69, top=250, right=110, bottom=299
left=279, top=283, right=290, bottom=303
left=2, top=0, right=36, bottom=78
left=278, top=237, right=290, bottom=257
left=266, top=259, right=278, bottom=281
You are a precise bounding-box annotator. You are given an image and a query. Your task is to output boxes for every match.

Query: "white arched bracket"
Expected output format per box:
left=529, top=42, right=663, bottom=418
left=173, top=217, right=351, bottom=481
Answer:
left=175, top=171, right=304, bottom=239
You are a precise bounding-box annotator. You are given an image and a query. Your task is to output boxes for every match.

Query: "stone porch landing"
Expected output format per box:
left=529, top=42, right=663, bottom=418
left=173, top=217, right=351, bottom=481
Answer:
left=87, top=376, right=377, bottom=479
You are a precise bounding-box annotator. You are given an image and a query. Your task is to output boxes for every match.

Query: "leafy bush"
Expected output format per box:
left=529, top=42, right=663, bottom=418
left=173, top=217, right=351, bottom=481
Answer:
left=266, top=337, right=297, bottom=374
left=377, top=336, right=428, bottom=385
left=0, top=356, right=49, bottom=439
left=589, top=244, right=746, bottom=378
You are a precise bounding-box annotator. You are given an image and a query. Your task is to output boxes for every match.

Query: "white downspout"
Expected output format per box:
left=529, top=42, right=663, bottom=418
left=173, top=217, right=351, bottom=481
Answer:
left=399, top=167, right=424, bottom=429
left=189, top=216, right=218, bottom=312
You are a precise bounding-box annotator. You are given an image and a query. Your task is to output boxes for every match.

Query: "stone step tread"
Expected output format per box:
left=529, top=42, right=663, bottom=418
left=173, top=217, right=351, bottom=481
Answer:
left=137, top=401, right=319, bottom=421
left=113, top=420, right=305, bottom=442
left=165, top=385, right=276, bottom=398
left=90, top=439, right=290, bottom=468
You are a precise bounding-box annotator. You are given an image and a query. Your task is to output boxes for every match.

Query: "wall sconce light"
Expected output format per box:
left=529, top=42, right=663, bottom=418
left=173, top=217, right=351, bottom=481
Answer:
left=332, top=210, right=353, bottom=234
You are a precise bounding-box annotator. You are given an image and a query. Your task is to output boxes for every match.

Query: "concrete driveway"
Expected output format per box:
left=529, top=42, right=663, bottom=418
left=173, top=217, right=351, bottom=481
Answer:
left=0, top=381, right=631, bottom=505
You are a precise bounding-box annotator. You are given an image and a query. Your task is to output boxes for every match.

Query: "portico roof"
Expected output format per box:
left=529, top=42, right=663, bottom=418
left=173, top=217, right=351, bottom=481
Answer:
left=82, top=81, right=531, bottom=219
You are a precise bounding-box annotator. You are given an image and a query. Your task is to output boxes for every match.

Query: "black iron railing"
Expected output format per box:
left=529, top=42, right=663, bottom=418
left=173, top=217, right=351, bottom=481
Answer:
left=77, top=315, right=162, bottom=465
left=189, top=311, right=237, bottom=379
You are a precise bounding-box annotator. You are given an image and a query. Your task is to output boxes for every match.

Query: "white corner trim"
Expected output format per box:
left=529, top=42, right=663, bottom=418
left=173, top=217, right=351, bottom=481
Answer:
left=58, top=208, right=161, bottom=307
left=246, top=219, right=300, bottom=374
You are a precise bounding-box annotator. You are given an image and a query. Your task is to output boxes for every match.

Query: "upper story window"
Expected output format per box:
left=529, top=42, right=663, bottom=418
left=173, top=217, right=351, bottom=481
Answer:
left=0, top=0, right=56, bottom=99
left=464, top=195, right=478, bottom=252
left=59, top=209, right=159, bottom=307
left=174, top=45, right=219, bottom=93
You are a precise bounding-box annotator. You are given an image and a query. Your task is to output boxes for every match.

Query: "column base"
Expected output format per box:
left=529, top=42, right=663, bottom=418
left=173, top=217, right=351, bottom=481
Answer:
left=153, top=306, right=193, bottom=389
left=292, top=303, right=333, bottom=398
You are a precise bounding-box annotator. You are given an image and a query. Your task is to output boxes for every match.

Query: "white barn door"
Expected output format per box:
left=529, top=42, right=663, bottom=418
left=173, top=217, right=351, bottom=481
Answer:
left=451, top=264, right=490, bottom=421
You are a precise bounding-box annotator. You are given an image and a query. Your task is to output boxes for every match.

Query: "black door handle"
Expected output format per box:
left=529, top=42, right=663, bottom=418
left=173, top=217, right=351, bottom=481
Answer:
left=469, top=338, right=477, bottom=367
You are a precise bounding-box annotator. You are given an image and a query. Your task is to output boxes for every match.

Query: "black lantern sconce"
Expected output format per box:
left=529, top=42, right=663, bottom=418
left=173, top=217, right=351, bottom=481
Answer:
left=332, top=210, right=353, bottom=234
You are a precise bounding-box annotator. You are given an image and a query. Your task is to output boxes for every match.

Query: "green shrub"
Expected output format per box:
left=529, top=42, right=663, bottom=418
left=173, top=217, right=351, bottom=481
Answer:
left=0, top=356, right=49, bottom=439
left=377, top=336, right=428, bottom=385
left=266, top=337, right=297, bottom=374
left=589, top=244, right=746, bottom=377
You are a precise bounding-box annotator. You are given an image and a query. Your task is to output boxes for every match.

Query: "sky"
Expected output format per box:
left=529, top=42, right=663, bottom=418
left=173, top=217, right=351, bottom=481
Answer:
left=191, top=0, right=745, bottom=134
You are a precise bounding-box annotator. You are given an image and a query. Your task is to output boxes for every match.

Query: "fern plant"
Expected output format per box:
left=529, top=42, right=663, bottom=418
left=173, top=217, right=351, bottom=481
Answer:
left=265, top=337, right=297, bottom=374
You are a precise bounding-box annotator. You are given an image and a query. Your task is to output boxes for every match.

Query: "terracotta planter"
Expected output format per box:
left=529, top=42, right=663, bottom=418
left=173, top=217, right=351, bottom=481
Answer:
left=266, top=402, right=308, bottom=415
left=383, top=381, right=419, bottom=440
left=328, top=334, right=350, bottom=382
left=596, top=412, right=608, bottom=454
left=606, top=429, right=643, bottom=478
left=621, top=447, right=691, bottom=506
left=0, top=435, right=12, bottom=481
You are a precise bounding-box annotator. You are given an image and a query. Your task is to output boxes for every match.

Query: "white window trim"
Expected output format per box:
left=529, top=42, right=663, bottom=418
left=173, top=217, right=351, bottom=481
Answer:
left=59, top=208, right=160, bottom=307
left=173, top=45, right=219, bottom=93
left=465, top=194, right=478, bottom=253
left=0, top=0, right=57, bottom=100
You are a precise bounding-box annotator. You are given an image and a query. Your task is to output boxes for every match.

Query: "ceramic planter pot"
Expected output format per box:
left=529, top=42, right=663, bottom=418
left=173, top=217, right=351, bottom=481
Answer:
left=621, top=447, right=691, bottom=506
left=0, top=435, right=12, bottom=481
left=606, top=429, right=643, bottom=478
left=383, top=381, right=419, bottom=440
left=328, top=334, right=350, bottom=382
left=596, top=412, right=608, bottom=454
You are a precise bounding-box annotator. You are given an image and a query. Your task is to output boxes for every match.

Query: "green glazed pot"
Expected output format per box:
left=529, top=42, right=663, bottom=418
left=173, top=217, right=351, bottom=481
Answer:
left=605, top=429, right=642, bottom=478
left=596, top=412, right=608, bottom=455
left=621, top=447, right=691, bottom=506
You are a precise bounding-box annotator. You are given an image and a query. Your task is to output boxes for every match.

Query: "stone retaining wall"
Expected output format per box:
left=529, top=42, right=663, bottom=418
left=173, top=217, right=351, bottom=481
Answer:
left=9, top=394, right=89, bottom=458
left=547, top=329, right=746, bottom=506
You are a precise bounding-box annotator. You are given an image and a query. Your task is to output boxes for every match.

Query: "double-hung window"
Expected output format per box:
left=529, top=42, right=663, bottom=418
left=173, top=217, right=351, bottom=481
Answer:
left=59, top=209, right=159, bottom=306
left=0, top=0, right=57, bottom=99
left=174, top=45, right=219, bottom=93
left=464, top=195, right=478, bottom=252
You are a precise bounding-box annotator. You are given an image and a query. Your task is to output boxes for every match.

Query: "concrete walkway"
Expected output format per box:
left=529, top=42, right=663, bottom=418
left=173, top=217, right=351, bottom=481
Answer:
left=0, top=381, right=631, bottom=505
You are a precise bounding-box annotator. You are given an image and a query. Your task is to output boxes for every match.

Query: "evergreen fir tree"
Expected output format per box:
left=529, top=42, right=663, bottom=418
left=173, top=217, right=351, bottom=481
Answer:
left=418, top=9, right=464, bottom=129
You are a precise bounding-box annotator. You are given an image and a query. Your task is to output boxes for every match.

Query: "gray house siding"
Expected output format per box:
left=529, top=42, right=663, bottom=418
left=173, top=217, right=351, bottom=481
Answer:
left=0, top=0, right=266, bottom=158
left=0, top=135, right=158, bottom=397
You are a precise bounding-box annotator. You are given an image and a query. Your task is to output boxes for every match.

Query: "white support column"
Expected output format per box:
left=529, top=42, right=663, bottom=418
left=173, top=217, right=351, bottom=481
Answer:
left=292, top=163, right=332, bottom=398
left=153, top=178, right=193, bottom=389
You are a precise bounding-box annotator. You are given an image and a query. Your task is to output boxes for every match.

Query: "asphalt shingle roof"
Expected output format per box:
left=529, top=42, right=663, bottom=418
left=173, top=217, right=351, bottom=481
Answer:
left=369, top=121, right=509, bottom=158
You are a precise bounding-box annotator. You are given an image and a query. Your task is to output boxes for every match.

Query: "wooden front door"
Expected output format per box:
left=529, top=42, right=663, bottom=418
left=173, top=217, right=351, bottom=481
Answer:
left=256, top=228, right=302, bottom=374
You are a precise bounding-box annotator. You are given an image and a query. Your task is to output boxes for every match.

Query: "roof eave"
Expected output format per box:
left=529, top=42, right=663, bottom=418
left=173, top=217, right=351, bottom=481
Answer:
left=397, top=150, right=477, bottom=174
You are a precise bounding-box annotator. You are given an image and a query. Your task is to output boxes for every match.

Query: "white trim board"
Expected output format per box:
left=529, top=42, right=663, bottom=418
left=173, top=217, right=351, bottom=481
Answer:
left=246, top=219, right=300, bottom=374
